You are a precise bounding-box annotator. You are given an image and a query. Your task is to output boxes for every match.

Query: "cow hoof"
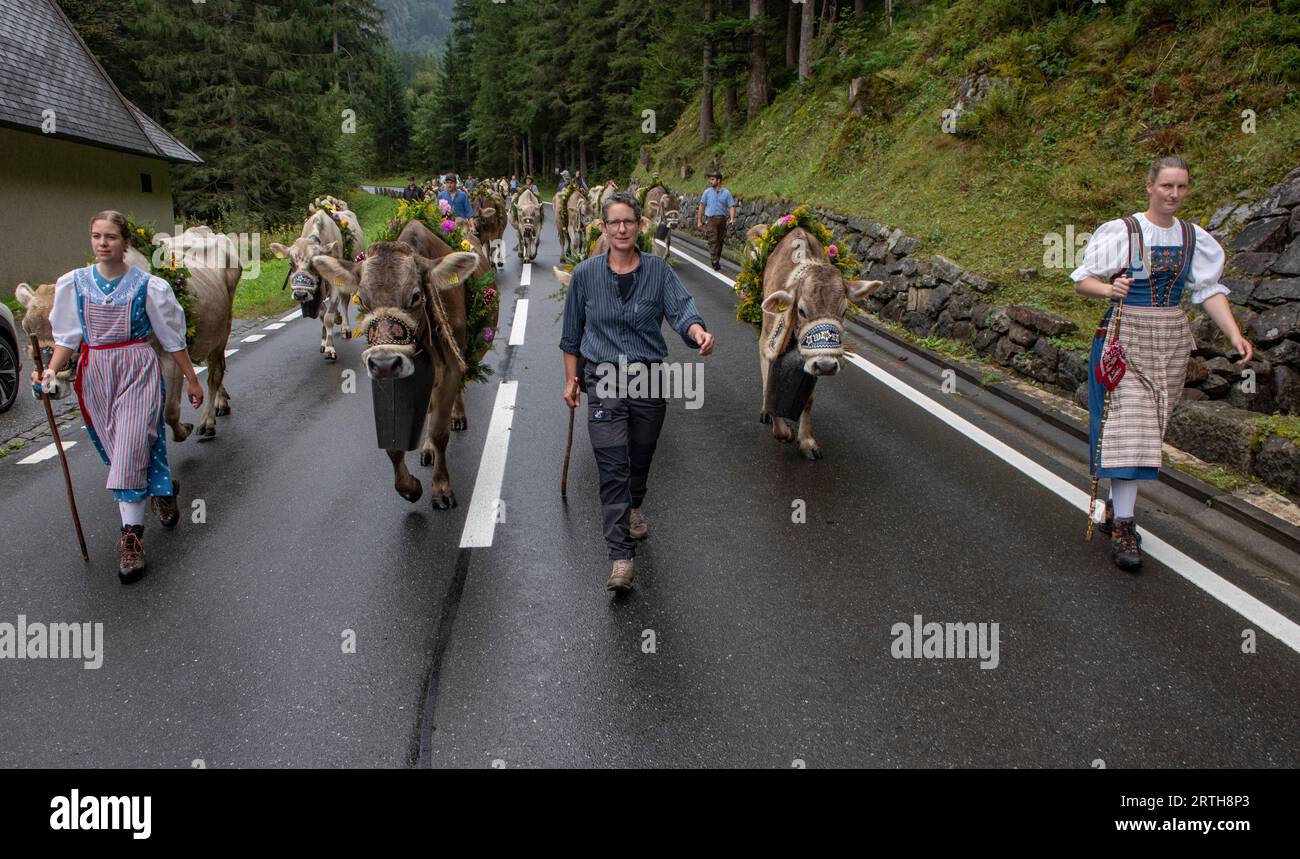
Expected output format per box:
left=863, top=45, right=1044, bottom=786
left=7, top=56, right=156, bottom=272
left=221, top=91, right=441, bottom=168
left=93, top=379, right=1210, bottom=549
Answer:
left=419, top=451, right=432, bottom=467
left=324, top=349, right=337, bottom=361
left=198, top=424, right=216, bottom=439
left=431, top=493, right=457, bottom=510
left=802, top=445, right=823, bottom=461
left=759, top=410, right=771, bottom=424
left=319, top=344, right=325, bottom=353
left=215, top=404, right=230, bottom=417
left=174, top=422, right=193, bottom=442
left=451, top=416, right=467, bottom=431
left=398, top=482, right=423, bottom=503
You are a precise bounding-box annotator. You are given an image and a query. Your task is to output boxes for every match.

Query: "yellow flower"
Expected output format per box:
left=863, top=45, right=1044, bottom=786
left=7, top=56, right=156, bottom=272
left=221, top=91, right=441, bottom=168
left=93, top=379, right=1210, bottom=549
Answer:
left=351, top=293, right=360, bottom=305
left=135, top=227, right=145, bottom=236
left=353, top=327, right=363, bottom=339
left=460, top=240, right=472, bottom=251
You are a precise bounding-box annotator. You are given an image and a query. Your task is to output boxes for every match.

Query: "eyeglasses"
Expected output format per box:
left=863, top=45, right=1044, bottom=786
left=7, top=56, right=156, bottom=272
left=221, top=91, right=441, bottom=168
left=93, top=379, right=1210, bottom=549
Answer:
left=604, top=218, right=638, bottom=230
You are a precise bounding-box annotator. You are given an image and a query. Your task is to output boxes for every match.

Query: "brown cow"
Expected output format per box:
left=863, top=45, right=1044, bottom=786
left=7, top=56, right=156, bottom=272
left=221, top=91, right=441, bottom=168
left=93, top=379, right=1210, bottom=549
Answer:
left=313, top=227, right=480, bottom=509
left=642, top=186, right=682, bottom=259
left=510, top=188, right=543, bottom=262
left=471, top=190, right=506, bottom=269
left=755, top=225, right=882, bottom=460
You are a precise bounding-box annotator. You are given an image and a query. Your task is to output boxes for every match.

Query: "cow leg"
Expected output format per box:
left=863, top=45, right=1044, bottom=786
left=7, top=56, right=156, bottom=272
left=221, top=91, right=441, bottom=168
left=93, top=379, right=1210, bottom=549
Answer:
left=215, top=383, right=231, bottom=417
left=320, top=301, right=337, bottom=360
left=451, top=387, right=468, bottom=432
left=337, top=291, right=352, bottom=340
left=797, top=395, right=821, bottom=460
left=758, top=355, right=773, bottom=424
left=424, top=380, right=459, bottom=510
left=387, top=449, right=422, bottom=503
left=197, top=348, right=225, bottom=438
left=160, top=352, right=193, bottom=442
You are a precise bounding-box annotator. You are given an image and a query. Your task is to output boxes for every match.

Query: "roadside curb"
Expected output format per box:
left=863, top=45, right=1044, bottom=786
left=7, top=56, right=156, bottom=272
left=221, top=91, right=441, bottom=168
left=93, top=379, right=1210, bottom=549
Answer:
left=669, top=229, right=1300, bottom=557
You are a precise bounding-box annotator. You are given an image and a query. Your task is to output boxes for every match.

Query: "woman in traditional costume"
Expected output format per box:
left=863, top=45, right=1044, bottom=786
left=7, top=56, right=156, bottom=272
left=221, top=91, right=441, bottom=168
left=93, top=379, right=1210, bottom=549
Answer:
left=1072, top=157, right=1253, bottom=571
left=31, top=211, right=204, bottom=583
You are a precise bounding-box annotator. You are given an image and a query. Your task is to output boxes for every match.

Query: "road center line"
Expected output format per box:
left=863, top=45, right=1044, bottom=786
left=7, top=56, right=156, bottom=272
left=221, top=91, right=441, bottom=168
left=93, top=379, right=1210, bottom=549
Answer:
left=667, top=236, right=1300, bottom=654
left=17, top=441, right=76, bottom=464
left=520, top=263, right=531, bottom=287
left=241, top=333, right=265, bottom=343
left=263, top=322, right=286, bottom=330
left=280, top=308, right=303, bottom=322
left=458, top=381, right=519, bottom=549
left=508, top=299, right=529, bottom=346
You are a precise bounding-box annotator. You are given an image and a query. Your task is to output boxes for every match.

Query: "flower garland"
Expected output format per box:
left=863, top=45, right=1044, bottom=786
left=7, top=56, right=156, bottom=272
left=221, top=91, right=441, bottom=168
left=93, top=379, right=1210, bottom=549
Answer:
left=127, top=217, right=196, bottom=349
left=311, top=195, right=357, bottom=259
left=555, top=183, right=579, bottom=232
left=371, top=198, right=500, bottom=383
left=734, top=206, right=862, bottom=327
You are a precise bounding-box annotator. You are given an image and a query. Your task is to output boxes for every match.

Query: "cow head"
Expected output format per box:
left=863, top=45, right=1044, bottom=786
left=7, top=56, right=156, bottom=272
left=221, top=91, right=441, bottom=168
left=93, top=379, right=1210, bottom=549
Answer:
left=570, top=193, right=594, bottom=236
left=14, top=282, right=55, bottom=356
left=314, top=242, right=479, bottom=381
left=270, top=235, right=338, bottom=302
left=762, top=260, right=881, bottom=376
left=473, top=201, right=500, bottom=236
left=659, top=192, right=681, bottom=229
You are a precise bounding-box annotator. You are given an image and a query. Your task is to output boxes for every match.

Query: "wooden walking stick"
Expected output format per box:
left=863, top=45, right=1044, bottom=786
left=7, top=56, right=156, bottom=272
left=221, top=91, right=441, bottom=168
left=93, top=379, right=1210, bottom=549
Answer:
left=29, top=335, right=89, bottom=561
left=561, top=402, right=575, bottom=499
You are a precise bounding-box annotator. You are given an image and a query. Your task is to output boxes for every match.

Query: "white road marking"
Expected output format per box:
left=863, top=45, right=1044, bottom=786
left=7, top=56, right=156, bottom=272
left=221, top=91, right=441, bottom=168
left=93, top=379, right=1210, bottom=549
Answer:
left=660, top=238, right=733, bottom=285
left=280, top=308, right=303, bottom=322
left=521, top=263, right=532, bottom=287
left=196, top=366, right=206, bottom=375
left=673, top=238, right=1300, bottom=654
left=508, top=299, right=529, bottom=346
left=263, top=322, right=286, bottom=330
left=17, top=441, right=76, bottom=464
left=459, top=380, right=519, bottom=549
left=241, top=334, right=265, bottom=343
left=224, top=349, right=239, bottom=358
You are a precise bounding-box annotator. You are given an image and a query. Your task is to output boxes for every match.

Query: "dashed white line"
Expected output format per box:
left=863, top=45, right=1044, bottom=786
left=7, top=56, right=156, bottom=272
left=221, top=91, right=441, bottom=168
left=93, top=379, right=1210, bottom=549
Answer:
left=263, top=322, right=286, bottom=330
left=670, top=237, right=1300, bottom=654
left=17, top=441, right=76, bottom=464
left=508, top=299, right=529, bottom=346
left=241, top=334, right=265, bottom=343
left=280, top=308, right=303, bottom=322
left=459, top=380, right=519, bottom=549
left=521, top=263, right=532, bottom=287
left=224, top=349, right=239, bottom=358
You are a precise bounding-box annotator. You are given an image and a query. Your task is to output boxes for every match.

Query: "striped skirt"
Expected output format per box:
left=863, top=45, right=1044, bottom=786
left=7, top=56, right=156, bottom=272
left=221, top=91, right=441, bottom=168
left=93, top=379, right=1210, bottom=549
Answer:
left=77, top=341, right=170, bottom=496
left=1088, top=305, right=1193, bottom=480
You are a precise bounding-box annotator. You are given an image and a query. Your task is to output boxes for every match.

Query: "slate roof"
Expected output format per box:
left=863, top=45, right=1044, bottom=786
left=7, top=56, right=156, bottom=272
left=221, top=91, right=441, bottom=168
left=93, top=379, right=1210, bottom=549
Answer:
left=0, top=0, right=202, bottom=164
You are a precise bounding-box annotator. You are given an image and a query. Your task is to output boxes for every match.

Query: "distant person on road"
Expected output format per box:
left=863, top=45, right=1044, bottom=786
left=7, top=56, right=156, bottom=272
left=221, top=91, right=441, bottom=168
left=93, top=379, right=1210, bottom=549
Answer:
left=560, top=192, right=714, bottom=593
left=401, top=175, right=423, bottom=203
left=696, top=170, right=736, bottom=271
left=510, top=175, right=519, bottom=194
left=30, top=210, right=203, bottom=584
left=1072, top=156, right=1253, bottom=572
left=519, top=174, right=541, bottom=199
left=438, top=175, right=473, bottom=220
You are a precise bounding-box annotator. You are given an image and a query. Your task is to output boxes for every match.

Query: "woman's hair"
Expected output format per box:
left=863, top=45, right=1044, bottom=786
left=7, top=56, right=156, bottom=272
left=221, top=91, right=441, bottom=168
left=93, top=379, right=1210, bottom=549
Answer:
left=1147, top=156, right=1190, bottom=184
left=89, top=210, right=130, bottom=241
left=602, top=191, right=641, bottom=222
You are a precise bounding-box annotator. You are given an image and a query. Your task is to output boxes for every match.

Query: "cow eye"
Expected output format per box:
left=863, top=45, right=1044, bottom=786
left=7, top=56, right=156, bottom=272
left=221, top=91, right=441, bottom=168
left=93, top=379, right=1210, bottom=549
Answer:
left=410, top=287, right=423, bottom=305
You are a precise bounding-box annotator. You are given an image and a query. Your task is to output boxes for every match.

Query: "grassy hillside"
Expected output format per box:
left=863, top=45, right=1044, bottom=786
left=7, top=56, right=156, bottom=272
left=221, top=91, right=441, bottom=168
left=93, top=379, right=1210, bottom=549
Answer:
left=644, top=0, right=1300, bottom=333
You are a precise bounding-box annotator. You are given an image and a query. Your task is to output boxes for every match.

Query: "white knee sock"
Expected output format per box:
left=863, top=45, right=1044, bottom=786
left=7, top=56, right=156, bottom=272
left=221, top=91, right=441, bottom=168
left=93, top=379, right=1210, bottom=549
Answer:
left=1109, top=479, right=1138, bottom=519
left=119, top=500, right=147, bottom=527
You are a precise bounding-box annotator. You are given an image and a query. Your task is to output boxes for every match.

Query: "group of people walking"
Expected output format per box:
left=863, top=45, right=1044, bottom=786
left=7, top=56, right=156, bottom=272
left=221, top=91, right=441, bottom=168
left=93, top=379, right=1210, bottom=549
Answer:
left=32, top=157, right=1252, bottom=591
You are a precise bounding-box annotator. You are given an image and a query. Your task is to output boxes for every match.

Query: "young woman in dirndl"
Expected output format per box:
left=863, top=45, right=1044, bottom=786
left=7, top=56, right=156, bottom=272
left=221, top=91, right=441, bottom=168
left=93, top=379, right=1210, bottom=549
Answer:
left=1072, top=157, right=1254, bottom=571
left=31, top=211, right=204, bottom=583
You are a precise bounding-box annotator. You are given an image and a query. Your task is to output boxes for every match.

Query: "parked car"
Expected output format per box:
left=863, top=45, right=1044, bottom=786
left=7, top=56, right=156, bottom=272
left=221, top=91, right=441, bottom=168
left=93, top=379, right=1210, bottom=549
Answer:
left=0, top=302, right=21, bottom=413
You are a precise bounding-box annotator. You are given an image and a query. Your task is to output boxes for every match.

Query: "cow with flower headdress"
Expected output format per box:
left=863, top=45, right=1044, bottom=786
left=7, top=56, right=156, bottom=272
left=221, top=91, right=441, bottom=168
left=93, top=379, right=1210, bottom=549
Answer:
left=271, top=197, right=366, bottom=360
left=740, top=209, right=882, bottom=460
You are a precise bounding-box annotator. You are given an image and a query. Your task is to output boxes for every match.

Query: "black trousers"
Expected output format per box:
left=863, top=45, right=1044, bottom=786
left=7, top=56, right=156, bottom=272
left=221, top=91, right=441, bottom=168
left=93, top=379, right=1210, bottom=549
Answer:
left=583, top=360, right=668, bottom=560
left=705, top=215, right=727, bottom=263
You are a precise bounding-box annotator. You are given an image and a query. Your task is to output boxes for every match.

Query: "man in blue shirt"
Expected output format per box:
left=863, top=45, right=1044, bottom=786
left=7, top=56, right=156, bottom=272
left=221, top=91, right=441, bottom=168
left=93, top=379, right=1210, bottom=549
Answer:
left=696, top=170, right=737, bottom=270
left=438, top=176, right=473, bottom=220
left=560, top=191, right=714, bottom=593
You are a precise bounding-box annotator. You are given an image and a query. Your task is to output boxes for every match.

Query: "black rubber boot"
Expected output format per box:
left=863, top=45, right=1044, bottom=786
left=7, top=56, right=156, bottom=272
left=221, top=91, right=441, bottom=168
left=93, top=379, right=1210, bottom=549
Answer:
left=1111, top=518, right=1142, bottom=572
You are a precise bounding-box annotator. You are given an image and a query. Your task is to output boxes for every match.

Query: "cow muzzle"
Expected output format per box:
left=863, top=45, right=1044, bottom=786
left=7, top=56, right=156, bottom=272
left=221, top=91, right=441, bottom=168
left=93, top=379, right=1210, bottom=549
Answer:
left=289, top=270, right=318, bottom=302
left=664, top=211, right=680, bottom=228
left=362, top=308, right=420, bottom=380
left=799, top=319, right=845, bottom=376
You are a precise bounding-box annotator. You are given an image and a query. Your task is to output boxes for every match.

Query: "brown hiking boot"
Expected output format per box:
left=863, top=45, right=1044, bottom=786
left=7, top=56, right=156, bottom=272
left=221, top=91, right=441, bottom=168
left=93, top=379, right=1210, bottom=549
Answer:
left=629, top=508, right=648, bottom=540
left=1111, top=518, right=1142, bottom=572
left=118, top=525, right=146, bottom=584
left=607, top=559, right=634, bottom=593
left=152, top=480, right=180, bottom=528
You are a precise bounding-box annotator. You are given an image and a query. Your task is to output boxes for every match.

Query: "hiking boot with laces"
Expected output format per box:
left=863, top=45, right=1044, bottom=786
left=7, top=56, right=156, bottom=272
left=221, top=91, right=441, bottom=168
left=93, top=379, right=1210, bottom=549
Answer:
left=607, top=559, right=634, bottom=593
left=118, top=525, right=146, bottom=584
left=152, top=480, right=180, bottom=528
left=629, top=507, right=648, bottom=540
left=1111, top=517, right=1142, bottom=572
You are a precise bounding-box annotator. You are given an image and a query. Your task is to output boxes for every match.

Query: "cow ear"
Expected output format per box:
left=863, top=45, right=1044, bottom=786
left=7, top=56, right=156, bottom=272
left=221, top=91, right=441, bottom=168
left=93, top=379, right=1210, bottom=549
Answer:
left=552, top=267, right=572, bottom=287
left=847, top=280, right=883, bottom=299
left=429, top=251, right=479, bottom=293
left=270, top=243, right=289, bottom=259
left=640, top=217, right=651, bottom=233
left=762, top=289, right=794, bottom=314
left=481, top=207, right=495, bottom=219
left=312, top=255, right=359, bottom=293
left=14, top=283, right=34, bottom=307
left=317, top=240, right=339, bottom=257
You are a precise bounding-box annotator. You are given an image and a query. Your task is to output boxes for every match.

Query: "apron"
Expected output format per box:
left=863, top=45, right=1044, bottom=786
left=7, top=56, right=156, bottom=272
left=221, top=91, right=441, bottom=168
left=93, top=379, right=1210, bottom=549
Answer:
left=1088, top=218, right=1196, bottom=481
left=72, top=265, right=174, bottom=502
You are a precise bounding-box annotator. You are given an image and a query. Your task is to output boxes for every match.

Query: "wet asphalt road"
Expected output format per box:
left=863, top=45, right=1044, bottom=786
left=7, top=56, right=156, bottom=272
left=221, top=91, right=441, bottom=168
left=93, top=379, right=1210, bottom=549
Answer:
left=2, top=205, right=1298, bottom=768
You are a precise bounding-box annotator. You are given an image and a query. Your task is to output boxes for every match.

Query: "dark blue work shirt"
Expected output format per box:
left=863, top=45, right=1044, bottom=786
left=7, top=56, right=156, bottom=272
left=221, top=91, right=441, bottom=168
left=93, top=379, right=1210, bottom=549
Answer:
left=559, top=251, right=707, bottom=363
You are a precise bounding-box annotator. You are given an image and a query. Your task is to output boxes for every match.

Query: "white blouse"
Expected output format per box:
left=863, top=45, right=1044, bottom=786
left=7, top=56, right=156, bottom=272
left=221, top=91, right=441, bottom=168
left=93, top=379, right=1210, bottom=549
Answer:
left=50, top=267, right=189, bottom=353
left=1069, top=213, right=1231, bottom=305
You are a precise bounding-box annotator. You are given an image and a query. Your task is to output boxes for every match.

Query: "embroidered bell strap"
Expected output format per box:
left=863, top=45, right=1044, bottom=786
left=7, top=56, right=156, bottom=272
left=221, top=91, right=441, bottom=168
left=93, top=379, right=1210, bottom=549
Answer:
left=799, top=320, right=842, bottom=351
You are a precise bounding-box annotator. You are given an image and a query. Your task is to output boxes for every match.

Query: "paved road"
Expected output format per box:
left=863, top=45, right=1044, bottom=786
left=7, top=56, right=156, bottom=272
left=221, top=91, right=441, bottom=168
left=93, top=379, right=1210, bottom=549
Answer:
left=2, top=204, right=1298, bottom=768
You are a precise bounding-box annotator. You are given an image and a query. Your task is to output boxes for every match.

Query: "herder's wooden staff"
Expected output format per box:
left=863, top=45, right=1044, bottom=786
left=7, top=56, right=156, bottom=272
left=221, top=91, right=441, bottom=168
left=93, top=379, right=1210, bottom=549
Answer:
left=561, top=402, right=575, bottom=499
left=29, top=334, right=88, bottom=562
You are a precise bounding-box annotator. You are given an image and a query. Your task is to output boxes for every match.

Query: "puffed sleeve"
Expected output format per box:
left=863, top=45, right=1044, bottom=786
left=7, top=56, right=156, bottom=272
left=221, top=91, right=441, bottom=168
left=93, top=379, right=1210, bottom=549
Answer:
left=50, top=273, right=82, bottom=350
left=145, top=275, right=188, bottom=352
left=1070, top=218, right=1129, bottom=283
left=1187, top=224, right=1231, bottom=305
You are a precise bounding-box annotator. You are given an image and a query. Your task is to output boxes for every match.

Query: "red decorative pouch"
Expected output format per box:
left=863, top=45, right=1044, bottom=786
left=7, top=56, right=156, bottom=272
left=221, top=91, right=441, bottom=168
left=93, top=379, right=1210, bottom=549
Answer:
left=1096, top=334, right=1126, bottom=390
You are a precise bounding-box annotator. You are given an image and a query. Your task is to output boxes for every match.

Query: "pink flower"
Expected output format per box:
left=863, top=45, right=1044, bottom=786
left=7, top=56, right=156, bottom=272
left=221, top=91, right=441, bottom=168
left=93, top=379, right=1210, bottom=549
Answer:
left=483, top=287, right=496, bottom=304
left=482, top=327, right=495, bottom=342
left=441, top=219, right=456, bottom=233
left=827, top=244, right=837, bottom=257
left=438, top=199, right=452, bottom=214
left=779, top=215, right=793, bottom=226
left=354, top=252, right=366, bottom=262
